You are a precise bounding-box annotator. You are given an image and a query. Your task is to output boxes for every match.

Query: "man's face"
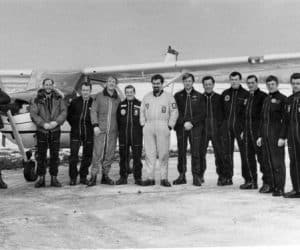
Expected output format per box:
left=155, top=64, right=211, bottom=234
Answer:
left=291, top=78, right=300, bottom=93
left=106, top=77, right=117, bottom=91
left=183, top=76, right=194, bottom=91
left=43, top=79, right=54, bottom=94
left=203, top=79, right=214, bottom=93
left=152, top=79, right=163, bottom=93
left=246, top=77, right=258, bottom=92
left=230, top=75, right=241, bottom=89
left=125, top=88, right=135, bottom=100
left=81, top=85, right=91, bottom=99
left=266, top=80, right=278, bottom=93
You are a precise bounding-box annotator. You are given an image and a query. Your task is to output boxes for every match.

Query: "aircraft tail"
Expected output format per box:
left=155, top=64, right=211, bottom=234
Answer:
left=164, top=46, right=179, bottom=63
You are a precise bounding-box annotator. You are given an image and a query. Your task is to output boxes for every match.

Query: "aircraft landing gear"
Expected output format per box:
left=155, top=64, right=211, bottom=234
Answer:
left=23, top=150, right=37, bottom=182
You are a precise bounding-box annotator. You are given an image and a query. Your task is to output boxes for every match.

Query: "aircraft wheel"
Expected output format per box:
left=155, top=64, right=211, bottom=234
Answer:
left=23, top=159, right=38, bottom=182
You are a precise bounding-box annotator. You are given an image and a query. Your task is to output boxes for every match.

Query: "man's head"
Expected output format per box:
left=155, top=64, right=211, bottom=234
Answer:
left=80, top=82, right=92, bottom=99
left=106, top=76, right=118, bottom=91
left=124, top=85, right=136, bottom=100
left=202, top=75, right=215, bottom=93
left=229, top=71, right=242, bottom=89
left=42, top=78, right=54, bottom=94
left=182, top=73, right=195, bottom=92
left=266, top=75, right=279, bottom=93
left=290, top=73, right=300, bottom=93
left=151, top=74, right=164, bottom=94
left=246, top=75, right=258, bottom=93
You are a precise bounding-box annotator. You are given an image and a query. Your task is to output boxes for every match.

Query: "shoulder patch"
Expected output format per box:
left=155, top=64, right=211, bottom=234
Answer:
left=172, top=103, right=177, bottom=109
left=225, top=95, right=230, bottom=101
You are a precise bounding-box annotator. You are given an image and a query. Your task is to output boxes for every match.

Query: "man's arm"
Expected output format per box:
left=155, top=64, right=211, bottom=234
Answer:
left=30, top=101, right=45, bottom=127
left=140, top=97, right=146, bottom=126
left=90, top=95, right=99, bottom=127
left=55, top=98, right=67, bottom=125
left=168, top=95, right=179, bottom=128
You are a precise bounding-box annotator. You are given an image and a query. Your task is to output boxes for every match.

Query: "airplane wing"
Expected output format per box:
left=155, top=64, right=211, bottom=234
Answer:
left=83, top=52, right=300, bottom=83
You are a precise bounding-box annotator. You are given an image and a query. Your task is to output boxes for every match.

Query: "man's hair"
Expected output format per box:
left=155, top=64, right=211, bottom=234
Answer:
left=182, top=73, right=195, bottom=82
left=290, top=73, right=300, bottom=82
left=42, top=78, right=54, bottom=85
left=229, top=71, right=242, bottom=80
left=81, top=81, right=92, bottom=90
left=125, top=84, right=135, bottom=93
left=202, top=75, right=215, bottom=84
left=247, top=74, right=258, bottom=83
left=266, top=75, right=279, bottom=84
left=151, top=74, right=164, bottom=84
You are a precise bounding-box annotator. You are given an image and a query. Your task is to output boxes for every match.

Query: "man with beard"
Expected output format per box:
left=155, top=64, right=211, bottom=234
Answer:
left=140, top=74, right=178, bottom=187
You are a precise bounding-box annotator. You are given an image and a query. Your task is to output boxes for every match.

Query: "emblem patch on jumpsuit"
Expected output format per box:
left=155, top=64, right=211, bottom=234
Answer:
left=244, top=99, right=247, bottom=105
left=120, top=109, right=126, bottom=116
left=145, top=103, right=149, bottom=109
left=225, top=95, right=230, bottom=101
left=287, top=105, right=291, bottom=112
left=271, top=98, right=279, bottom=104
left=134, top=109, right=139, bottom=116
left=161, top=106, right=167, bottom=113
left=172, top=103, right=177, bottom=109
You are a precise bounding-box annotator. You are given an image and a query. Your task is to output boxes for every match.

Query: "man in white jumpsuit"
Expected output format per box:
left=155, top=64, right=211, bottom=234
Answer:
left=140, top=74, right=178, bottom=187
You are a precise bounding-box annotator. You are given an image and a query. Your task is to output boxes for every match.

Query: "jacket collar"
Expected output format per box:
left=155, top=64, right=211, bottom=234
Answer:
left=103, top=87, right=118, bottom=99
left=35, top=89, right=62, bottom=103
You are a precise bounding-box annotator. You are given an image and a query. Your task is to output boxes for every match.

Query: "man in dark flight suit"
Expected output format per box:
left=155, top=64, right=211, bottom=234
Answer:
left=257, top=75, right=287, bottom=197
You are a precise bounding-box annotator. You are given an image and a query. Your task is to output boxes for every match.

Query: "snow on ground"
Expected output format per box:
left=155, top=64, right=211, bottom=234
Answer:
left=0, top=153, right=299, bottom=249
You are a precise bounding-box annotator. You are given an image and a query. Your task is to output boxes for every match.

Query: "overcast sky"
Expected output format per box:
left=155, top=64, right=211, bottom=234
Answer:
left=1, top=0, right=300, bottom=70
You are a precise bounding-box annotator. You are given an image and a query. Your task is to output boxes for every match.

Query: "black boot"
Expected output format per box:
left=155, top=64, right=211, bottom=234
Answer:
left=259, top=183, right=272, bottom=193
left=51, top=176, right=62, bottom=187
left=87, top=175, right=97, bottom=187
left=223, top=178, right=233, bottom=186
left=80, top=176, right=88, bottom=185
left=173, top=173, right=186, bottom=185
left=240, top=181, right=253, bottom=190
left=284, top=190, right=300, bottom=198
left=0, top=173, right=8, bottom=189
left=116, top=176, right=128, bottom=185
left=217, top=176, right=225, bottom=186
left=193, top=176, right=202, bottom=186
left=69, top=178, right=77, bottom=186
left=101, top=174, right=115, bottom=185
left=141, top=179, right=155, bottom=186
left=134, top=178, right=143, bottom=186
left=35, top=176, right=46, bottom=188
left=272, top=188, right=283, bottom=197
left=161, top=179, right=171, bottom=187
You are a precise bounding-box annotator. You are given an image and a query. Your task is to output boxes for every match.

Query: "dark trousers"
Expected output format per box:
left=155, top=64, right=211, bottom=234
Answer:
left=69, top=137, right=93, bottom=179
left=200, top=127, right=229, bottom=179
left=176, top=126, right=202, bottom=177
left=244, top=131, right=270, bottom=184
left=262, top=128, right=285, bottom=191
left=287, top=131, right=300, bottom=192
left=119, top=141, right=143, bottom=180
left=223, top=125, right=248, bottom=179
left=36, top=130, right=60, bottom=176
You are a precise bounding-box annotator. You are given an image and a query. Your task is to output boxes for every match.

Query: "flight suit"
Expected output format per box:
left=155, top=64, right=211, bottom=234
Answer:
left=222, top=86, right=249, bottom=180
left=117, top=98, right=143, bottom=181
left=243, top=89, right=269, bottom=185
left=260, top=91, right=287, bottom=193
left=281, top=91, right=300, bottom=194
left=174, top=88, right=205, bottom=178
left=140, top=91, right=178, bottom=180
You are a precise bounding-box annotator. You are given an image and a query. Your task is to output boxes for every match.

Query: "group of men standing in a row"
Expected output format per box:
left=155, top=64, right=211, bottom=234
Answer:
left=1, top=71, right=300, bottom=199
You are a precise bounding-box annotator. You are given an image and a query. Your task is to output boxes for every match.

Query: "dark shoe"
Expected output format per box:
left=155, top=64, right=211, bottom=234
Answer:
left=272, top=189, right=283, bottom=197
left=259, top=184, right=272, bottom=193
left=79, top=177, right=88, bottom=185
left=223, top=178, right=233, bottom=186
left=134, top=179, right=143, bottom=186
left=69, top=178, right=77, bottom=186
left=240, top=182, right=253, bottom=190
left=35, top=176, right=46, bottom=188
left=284, top=190, right=300, bottom=198
left=101, top=174, right=115, bottom=185
left=141, top=179, right=155, bottom=186
left=173, top=174, right=186, bottom=185
left=51, top=176, right=62, bottom=187
left=87, top=175, right=97, bottom=187
left=193, top=176, right=202, bottom=186
left=160, top=179, right=171, bottom=187
left=116, top=177, right=128, bottom=185
left=252, top=182, right=258, bottom=189
left=217, top=176, right=225, bottom=186
left=200, top=176, right=205, bottom=184
left=0, top=174, right=8, bottom=189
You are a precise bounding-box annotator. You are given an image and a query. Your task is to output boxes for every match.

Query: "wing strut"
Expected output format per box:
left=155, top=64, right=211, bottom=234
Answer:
left=163, top=71, right=186, bottom=94
left=7, top=110, right=28, bottom=162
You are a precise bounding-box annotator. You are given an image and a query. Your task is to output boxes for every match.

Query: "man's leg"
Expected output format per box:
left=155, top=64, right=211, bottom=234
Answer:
left=102, top=132, right=117, bottom=175
left=79, top=140, right=93, bottom=183
left=222, top=126, right=235, bottom=183
left=69, top=138, right=81, bottom=182
left=35, top=131, right=48, bottom=188
left=116, top=142, right=129, bottom=185
left=199, top=129, right=209, bottom=181
left=235, top=130, right=249, bottom=183
left=174, top=129, right=188, bottom=184
left=132, top=145, right=143, bottom=182
left=190, top=126, right=203, bottom=186
left=49, top=130, right=62, bottom=187
left=143, top=124, right=156, bottom=183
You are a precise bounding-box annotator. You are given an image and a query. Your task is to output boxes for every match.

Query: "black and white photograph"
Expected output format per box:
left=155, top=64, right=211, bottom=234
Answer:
left=1, top=0, right=300, bottom=249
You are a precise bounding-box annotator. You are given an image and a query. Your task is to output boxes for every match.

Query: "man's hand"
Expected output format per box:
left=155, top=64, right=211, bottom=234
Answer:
left=43, top=123, right=51, bottom=130
left=278, top=138, right=285, bottom=147
left=184, top=121, right=193, bottom=131
left=49, top=121, right=58, bottom=129
left=257, top=137, right=262, bottom=147
left=94, top=126, right=101, bottom=136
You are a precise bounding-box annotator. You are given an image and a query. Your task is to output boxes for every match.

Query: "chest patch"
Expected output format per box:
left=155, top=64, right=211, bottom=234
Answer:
left=120, top=109, right=126, bottom=116
left=134, top=109, right=139, bottom=116
left=271, top=98, right=280, bottom=104
left=287, top=105, right=291, bottom=113
left=244, top=99, right=247, bottom=105
left=172, top=103, right=177, bottom=109
left=225, top=95, right=230, bottom=102
left=161, top=106, right=167, bottom=113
